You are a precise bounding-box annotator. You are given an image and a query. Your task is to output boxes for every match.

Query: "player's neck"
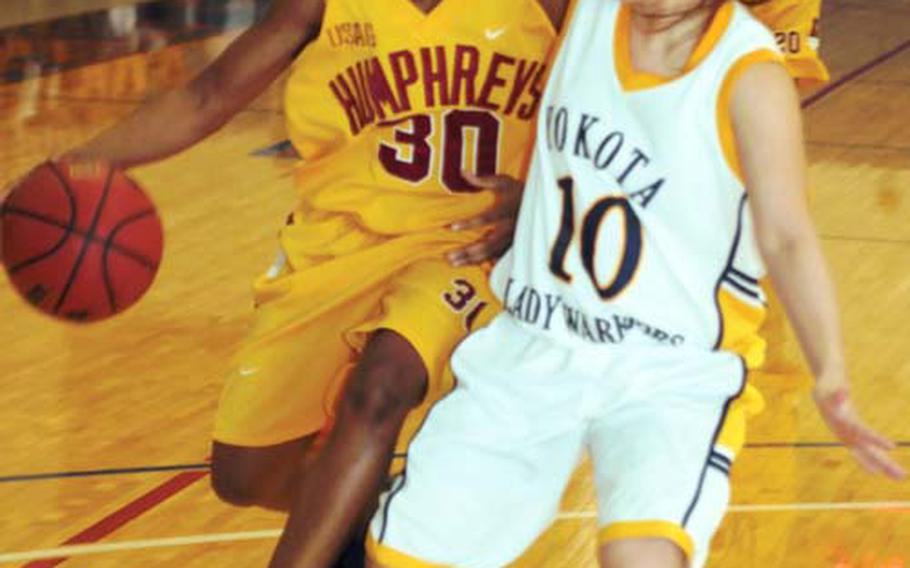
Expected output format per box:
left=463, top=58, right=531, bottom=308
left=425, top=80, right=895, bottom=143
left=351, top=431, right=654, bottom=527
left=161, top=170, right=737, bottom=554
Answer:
left=626, top=1, right=717, bottom=77
left=410, top=0, right=445, bottom=15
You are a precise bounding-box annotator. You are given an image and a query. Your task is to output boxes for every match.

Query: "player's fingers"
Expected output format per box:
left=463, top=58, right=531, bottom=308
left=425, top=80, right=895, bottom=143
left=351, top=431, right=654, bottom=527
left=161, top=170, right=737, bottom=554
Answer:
left=450, top=212, right=496, bottom=232
left=462, top=170, right=523, bottom=195
left=852, top=444, right=907, bottom=480
left=826, top=405, right=898, bottom=452
left=460, top=242, right=494, bottom=265
left=472, top=225, right=514, bottom=263
left=447, top=249, right=469, bottom=267
left=448, top=225, right=513, bottom=266
left=489, top=222, right=515, bottom=252
left=848, top=446, right=887, bottom=477
left=447, top=245, right=484, bottom=267
left=450, top=192, right=522, bottom=231
left=849, top=421, right=898, bottom=452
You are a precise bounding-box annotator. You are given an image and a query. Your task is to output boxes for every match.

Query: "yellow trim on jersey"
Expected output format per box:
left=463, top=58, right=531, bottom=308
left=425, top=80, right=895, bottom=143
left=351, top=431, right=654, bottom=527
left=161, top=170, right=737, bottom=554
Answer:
left=717, top=288, right=768, bottom=369
left=366, top=534, right=451, bottom=568
left=615, top=1, right=734, bottom=92
left=717, top=387, right=766, bottom=454
left=716, top=49, right=786, bottom=182
left=785, top=55, right=830, bottom=85
left=598, top=521, right=695, bottom=559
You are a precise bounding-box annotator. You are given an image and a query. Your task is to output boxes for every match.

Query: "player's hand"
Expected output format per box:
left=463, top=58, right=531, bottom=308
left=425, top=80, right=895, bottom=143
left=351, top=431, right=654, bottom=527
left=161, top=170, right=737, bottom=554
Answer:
left=53, top=150, right=113, bottom=174
left=813, top=382, right=906, bottom=480
left=447, top=171, right=524, bottom=267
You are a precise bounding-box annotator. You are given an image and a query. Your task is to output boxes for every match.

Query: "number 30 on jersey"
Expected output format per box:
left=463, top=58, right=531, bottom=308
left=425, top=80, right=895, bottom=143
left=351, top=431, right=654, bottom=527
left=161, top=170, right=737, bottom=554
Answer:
left=378, top=110, right=501, bottom=192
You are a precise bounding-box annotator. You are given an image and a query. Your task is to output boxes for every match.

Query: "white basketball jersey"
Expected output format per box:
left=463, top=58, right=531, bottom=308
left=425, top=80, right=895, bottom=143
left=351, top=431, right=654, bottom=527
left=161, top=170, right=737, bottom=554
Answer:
left=492, top=0, right=783, bottom=359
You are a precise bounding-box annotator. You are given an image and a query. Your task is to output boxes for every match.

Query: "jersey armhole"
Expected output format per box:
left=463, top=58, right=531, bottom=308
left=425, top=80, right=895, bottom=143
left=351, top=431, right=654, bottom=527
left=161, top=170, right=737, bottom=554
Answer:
left=785, top=54, right=831, bottom=87
left=716, top=49, right=786, bottom=183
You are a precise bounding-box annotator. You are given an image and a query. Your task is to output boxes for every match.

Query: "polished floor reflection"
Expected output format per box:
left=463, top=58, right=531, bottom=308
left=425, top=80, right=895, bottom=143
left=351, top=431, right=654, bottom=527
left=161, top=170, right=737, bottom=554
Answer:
left=0, top=0, right=270, bottom=83
left=1, top=0, right=909, bottom=567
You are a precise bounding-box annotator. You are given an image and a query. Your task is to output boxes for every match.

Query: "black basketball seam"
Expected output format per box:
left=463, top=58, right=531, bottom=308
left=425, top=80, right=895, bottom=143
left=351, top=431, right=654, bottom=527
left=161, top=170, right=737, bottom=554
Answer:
left=6, top=162, right=78, bottom=275
left=103, top=209, right=160, bottom=269
left=46, top=161, right=79, bottom=233
left=3, top=206, right=158, bottom=269
left=122, top=174, right=148, bottom=195
left=53, top=167, right=115, bottom=315
left=101, top=209, right=160, bottom=313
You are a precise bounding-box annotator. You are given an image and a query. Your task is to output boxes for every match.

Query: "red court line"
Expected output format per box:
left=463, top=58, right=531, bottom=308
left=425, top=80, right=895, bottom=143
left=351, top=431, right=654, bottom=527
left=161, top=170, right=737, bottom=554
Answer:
left=23, top=471, right=209, bottom=568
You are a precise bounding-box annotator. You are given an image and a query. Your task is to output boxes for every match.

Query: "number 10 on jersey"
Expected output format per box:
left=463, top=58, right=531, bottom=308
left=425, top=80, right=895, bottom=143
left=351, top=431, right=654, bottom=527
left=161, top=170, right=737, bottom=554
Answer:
left=549, top=177, right=644, bottom=301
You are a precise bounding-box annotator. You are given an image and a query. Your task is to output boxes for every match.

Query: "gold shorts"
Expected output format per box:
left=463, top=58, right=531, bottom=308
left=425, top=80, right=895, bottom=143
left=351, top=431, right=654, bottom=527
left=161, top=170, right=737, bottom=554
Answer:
left=213, top=226, right=498, bottom=467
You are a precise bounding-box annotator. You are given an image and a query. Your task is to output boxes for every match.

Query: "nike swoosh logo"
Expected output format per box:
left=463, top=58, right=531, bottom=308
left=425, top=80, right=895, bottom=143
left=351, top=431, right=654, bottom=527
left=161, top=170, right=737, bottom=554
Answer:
left=485, top=27, right=507, bottom=41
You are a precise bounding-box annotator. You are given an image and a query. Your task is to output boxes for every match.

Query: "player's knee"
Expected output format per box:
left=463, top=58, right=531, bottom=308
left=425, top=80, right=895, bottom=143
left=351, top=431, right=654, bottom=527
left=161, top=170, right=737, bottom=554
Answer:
left=344, top=359, right=426, bottom=431
left=598, top=538, right=687, bottom=568
left=210, top=464, right=265, bottom=507
left=209, top=449, right=284, bottom=508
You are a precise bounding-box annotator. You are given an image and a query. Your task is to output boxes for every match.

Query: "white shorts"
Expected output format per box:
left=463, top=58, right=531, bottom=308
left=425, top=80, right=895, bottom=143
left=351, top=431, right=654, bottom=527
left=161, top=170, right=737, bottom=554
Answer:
left=368, top=315, right=746, bottom=568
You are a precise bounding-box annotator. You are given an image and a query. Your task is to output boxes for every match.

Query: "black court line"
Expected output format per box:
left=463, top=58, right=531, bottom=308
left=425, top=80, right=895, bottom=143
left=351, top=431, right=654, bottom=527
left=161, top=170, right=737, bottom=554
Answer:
left=802, top=38, right=910, bottom=109
left=749, top=441, right=910, bottom=449
left=0, top=463, right=211, bottom=483
left=820, top=234, right=910, bottom=246
left=849, top=79, right=910, bottom=87
left=0, top=453, right=411, bottom=484
left=3, top=445, right=906, bottom=484
left=807, top=141, right=910, bottom=153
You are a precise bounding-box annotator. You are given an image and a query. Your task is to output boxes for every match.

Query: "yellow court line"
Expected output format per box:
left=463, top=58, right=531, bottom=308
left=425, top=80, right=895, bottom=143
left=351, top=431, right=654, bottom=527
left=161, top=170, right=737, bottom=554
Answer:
left=2, top=501, right=909, bottom=563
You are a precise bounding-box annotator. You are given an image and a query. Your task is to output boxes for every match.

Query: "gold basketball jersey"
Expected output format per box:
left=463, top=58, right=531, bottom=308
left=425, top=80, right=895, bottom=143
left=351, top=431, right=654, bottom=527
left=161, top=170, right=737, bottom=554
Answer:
left=744, top=0, right=828, bottom=83
left=281, top=0, right=557, bottom=260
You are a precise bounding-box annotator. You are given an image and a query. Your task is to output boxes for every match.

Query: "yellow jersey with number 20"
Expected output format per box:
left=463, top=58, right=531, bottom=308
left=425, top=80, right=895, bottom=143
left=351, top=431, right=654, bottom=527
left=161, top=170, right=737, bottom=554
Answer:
left=745, top=0, right=828, bottom=84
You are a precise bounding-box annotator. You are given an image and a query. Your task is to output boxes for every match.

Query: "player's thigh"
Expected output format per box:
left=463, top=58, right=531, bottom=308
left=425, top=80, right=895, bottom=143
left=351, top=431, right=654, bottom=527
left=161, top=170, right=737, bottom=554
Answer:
left=589, top=350, right=745, bottom=568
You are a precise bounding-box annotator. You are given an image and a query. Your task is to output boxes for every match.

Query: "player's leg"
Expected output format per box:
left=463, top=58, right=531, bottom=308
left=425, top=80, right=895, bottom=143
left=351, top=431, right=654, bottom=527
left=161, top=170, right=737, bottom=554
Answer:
left=269, top=259, right=500, bottom=567
left=210, top=436, right=316, bottom=510
left=598, top=539, right=686, bottom=568
left=366, top=315, right=585, bottom=568
left=270, top=329, right=428, bottom=567
left=590, top=348, right=747, bottom=568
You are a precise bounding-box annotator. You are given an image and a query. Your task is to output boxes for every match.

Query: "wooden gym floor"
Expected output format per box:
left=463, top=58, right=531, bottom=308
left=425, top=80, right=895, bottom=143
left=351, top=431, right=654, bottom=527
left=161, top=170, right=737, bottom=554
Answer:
left=0, top=0, right=908, bottom=566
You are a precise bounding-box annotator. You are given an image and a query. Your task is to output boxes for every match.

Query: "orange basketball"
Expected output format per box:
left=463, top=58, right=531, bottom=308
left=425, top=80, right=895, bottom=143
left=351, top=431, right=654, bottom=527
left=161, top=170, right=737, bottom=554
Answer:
left=1, top=161, right=163, bottom=322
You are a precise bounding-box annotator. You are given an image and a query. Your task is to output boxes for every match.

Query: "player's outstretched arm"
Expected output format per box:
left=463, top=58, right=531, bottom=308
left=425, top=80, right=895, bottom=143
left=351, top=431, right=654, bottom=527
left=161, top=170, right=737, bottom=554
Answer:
left=63, top=0, right=325, bottom=169
left=731, top=60, right=906, bottom=481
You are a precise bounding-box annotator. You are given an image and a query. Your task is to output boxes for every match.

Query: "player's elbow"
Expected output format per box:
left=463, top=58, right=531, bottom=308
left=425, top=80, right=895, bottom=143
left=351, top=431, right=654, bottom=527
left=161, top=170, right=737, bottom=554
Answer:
left=183, top=70, right=231, bottom=131
left=754, top=219, right=813, bottom=262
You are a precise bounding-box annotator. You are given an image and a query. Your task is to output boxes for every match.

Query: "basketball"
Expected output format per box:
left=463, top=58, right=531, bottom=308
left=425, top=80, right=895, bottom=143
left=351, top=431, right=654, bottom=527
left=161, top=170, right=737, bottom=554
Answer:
left=1, top=161, right=163, bottom=322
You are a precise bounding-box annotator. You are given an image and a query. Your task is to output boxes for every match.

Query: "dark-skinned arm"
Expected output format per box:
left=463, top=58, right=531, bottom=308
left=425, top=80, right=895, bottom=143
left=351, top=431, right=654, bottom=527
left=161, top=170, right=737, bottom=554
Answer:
left=64, top=0, right=326, bottom=168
